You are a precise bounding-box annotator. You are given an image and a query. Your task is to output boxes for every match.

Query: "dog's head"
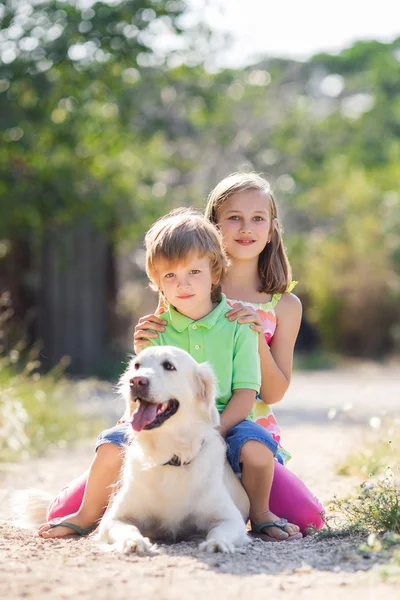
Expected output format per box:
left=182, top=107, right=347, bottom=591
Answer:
left=119, top=346, right=219, bottom=434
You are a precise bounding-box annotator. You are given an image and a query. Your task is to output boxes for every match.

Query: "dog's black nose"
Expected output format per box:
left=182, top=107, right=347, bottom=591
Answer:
left=130, top=376, right=149, bottom=388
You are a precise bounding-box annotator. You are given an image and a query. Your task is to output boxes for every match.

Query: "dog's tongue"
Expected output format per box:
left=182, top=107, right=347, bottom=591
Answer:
left=130, top=401, right=158, bottom=432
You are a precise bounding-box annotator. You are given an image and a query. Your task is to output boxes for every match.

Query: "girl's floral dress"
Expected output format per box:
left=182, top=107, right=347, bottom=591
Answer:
left=226, top=282, right=297, bottom=465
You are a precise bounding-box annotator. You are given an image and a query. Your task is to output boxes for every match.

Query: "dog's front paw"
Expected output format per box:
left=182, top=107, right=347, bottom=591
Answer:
left=199, top=538, right=235, bottom=554
left=117, top=534, right=153, bottom=556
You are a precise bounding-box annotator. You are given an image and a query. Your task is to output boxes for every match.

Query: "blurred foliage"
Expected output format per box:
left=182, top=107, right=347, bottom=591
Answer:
left=0, top=284, right=112, bottom=461
left=0, top=357, right=99, bottom=461
left=335, top=420, right=400, bottom=478
left=0, top=0, right=192, bottom=240
left=0, top=294, right=100, bottom=461
left=1, top=1, right=400, bottom=357
left=293, top=349, right=339, bottom=371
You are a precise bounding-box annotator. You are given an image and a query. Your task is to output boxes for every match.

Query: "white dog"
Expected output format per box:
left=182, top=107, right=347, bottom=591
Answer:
left=97, top=345, right=249, bottom=555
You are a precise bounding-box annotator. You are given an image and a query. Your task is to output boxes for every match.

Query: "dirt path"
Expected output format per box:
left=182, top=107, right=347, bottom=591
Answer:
left=1, top=365, right=399, bottom=600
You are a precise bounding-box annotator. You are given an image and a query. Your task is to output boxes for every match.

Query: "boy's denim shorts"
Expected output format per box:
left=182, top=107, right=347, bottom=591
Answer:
left=225, top=420, right=278, bottom=474
left=96, top=422, right=131, bottom=451
left=96, top=420, right=278, bottom=474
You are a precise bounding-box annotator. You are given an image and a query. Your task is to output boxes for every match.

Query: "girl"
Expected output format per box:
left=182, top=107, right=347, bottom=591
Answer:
left=134, top=173, right=324, bottom=535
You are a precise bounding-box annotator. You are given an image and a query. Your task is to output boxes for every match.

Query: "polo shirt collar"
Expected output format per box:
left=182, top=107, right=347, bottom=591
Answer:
left=169, top=294, right=228, bottom=332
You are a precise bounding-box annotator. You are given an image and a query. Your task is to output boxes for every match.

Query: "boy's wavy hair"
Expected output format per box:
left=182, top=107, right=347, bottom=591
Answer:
left=145, top=207, right=229, bottom=303
left=205, top=172, right=292, bottom=295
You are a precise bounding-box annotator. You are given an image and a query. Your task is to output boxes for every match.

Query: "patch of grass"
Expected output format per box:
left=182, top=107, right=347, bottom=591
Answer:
left=335, top=423, right=400, bottom=478
left=0, top=353, right=102, bottom=462
left=378, top=547, right=400, bottom=582
left=308, top=521, right=365, bottom=541
left=311, top=494, right=400, bottom=579
left=328, top=472, right=400, bottom=535
left=310, top=421, right=400, bottom=575
left=336, top=444, right=394, bottom=477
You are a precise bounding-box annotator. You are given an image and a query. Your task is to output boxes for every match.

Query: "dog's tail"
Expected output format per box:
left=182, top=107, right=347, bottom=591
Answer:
left=11, top=489, right=52, bottom=528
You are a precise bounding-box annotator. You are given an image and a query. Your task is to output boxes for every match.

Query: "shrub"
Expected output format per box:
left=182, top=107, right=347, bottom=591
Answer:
left=0, top=344, right=101, bottom=461
left=330, top=471, right=400, bottom=535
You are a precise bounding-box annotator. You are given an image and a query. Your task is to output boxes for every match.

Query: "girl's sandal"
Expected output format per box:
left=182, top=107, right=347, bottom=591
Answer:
left=47, top=518, right=98, bottom=539
left=249, top=518, right=303, bottom=542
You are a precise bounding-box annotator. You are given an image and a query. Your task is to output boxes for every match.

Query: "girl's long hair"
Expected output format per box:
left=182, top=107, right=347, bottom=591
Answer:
left=205, top=172, right=292, bottom=294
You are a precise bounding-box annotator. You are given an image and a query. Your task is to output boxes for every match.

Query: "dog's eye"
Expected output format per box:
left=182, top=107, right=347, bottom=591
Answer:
left=134, top=362, right=140, bottom=370
left=162, top=361, right=176, bottom=371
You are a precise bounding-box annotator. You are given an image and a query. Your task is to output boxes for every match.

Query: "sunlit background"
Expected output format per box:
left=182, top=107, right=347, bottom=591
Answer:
left=187, top=0, right=400, bottom=67
left=1, top=0, right=399, bottom=379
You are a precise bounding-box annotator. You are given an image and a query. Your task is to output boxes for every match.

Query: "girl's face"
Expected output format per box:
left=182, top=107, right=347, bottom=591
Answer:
left=217, top=190, right=274, bottom=260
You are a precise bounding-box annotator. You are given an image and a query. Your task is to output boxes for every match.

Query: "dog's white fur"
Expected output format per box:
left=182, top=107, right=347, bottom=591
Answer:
left=97, top=346, right=249, bottom=554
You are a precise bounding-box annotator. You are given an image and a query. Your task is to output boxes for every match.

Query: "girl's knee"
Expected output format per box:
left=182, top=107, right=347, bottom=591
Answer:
left=96, top=443, right=124, bottom=467
left=240, top=440, right=274, bottom=469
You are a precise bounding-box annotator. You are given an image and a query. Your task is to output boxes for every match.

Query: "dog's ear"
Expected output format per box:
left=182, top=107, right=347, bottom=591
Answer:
left=117, top=356, right=137, bottom=420
left=195, top=362, right=220, bottom=426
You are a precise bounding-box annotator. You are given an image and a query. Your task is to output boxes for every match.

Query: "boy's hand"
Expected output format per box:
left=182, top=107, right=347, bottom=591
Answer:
left=133, top=309, right=166, bottom=354
left=225, top=302, right=263, bottom=334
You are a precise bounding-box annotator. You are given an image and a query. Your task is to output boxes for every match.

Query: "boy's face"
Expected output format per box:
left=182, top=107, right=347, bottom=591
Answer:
left=156, top=252, right=216, bottom=320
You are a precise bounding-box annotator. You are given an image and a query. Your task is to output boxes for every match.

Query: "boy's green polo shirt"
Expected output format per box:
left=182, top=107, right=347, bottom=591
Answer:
left=148, top=294, right=260, bottom=416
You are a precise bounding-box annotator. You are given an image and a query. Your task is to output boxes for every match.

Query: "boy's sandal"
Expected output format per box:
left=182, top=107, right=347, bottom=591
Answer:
left=250, top=518, right=303, bottom=542
left=48, top=518, right=98, bottom=538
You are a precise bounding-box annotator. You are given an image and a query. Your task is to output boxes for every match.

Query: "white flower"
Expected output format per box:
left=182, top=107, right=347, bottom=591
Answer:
left=369, top=417, right=381, bottom=430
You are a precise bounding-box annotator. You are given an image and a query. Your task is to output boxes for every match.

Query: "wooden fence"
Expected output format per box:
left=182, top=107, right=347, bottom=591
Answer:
left=37, top=221, right=114, bottom=374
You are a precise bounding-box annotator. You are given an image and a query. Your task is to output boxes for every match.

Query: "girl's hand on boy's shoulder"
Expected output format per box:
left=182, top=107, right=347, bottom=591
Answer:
left=225, top=302, right=263, bottom=334
left=133, top=308, right=167, bottom=354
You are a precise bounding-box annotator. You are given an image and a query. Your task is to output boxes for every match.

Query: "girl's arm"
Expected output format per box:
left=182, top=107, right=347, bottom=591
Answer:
left=226, top=293, right=302, bottom=405
left=133, top=294, right=167, bottom=354
left=259, top=293, right=302, bottom=404
left=133, top=309, right=166, bottom=354
left=219, top=389, right=257, bottom=437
